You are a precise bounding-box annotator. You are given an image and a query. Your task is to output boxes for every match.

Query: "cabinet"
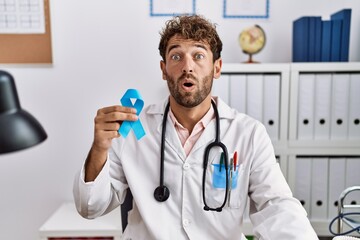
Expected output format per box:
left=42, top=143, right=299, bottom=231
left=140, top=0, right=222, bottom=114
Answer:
left=218, top=62, right=360, bottom=236
left=38, top=202, right=122, bottom=240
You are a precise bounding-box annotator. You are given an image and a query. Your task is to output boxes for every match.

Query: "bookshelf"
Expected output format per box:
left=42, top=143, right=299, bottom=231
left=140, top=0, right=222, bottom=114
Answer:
left=219, top=62, right=360, bottom=237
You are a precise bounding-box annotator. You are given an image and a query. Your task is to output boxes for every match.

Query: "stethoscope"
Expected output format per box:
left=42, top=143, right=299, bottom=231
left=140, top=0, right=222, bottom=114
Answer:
left=153, top=99, right=230, bottom=212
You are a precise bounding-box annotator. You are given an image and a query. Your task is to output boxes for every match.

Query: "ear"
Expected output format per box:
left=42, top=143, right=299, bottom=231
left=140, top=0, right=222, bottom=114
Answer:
left=160, top=60, right=167, bottom=80
left=213, top=58, right=222, bottom=79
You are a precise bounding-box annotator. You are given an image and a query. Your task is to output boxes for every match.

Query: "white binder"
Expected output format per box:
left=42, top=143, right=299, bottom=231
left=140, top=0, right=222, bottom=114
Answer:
left=230, top=74, right=247, bottom=113
left=345, top=158, right=360, bottom=205
left=213, top=74, right=230, bottom=104
left=310, top=158, right=328, bottom=220
left=294, top=157, right=312, bottom=216
left=297, top=74, right=315, bottom=140
left=330, top=73, right=350, bottom=140
left=314, top=74, right=332, bottom=140
left=246, top=74, right=264, bottom=122
left=328, top=158, right=346, bottom=219
left=263, top=74, right=280, bottom=141
left=348, top=73, right=360, bottom=139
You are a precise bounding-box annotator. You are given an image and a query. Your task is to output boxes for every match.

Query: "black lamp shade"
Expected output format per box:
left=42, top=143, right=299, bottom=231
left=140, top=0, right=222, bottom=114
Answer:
left=0, top=70, right=47, bottom=154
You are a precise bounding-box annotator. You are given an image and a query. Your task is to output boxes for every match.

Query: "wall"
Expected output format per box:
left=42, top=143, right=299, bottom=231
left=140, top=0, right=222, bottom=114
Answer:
left=0, top=0, right=359, bottom=239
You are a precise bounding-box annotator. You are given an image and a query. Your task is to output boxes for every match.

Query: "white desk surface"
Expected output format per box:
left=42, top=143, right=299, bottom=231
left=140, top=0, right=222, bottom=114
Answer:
left=38, top=202, right=122, bottom=239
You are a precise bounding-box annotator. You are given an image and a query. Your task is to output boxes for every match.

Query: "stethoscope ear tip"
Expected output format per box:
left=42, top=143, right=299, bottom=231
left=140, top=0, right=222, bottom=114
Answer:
left=154, top=185, right=170, bottom=202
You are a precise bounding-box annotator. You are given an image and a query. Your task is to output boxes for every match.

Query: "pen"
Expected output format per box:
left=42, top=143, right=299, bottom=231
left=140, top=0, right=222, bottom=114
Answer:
left=219, top=152, right=224, bottom=172
left=228, top=157, right=233, bottom=207
left=233, top=151, right=238, bottom=171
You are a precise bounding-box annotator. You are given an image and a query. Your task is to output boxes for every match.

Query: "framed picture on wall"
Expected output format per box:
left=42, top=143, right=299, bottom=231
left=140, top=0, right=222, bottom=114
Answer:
left=150, top=0, right=196, bottom=17
left=223, top=0, right=270, bottom=19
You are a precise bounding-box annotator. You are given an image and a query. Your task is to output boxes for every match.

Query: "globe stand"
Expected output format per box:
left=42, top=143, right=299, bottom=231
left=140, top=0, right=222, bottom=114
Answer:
left=243, top=52, right=259, bottom=64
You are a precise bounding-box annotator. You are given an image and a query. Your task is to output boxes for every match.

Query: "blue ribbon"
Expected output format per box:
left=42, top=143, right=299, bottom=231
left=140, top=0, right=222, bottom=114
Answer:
left=118, top=89, right=145, bottom=140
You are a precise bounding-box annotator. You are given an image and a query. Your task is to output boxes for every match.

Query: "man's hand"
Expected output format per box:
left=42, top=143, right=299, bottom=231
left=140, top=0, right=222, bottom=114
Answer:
left=84, top=105, right=138, bottom=182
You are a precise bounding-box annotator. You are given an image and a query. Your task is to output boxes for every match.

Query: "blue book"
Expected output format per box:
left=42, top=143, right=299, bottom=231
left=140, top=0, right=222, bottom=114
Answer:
left=308, top=17, right=322, bottom=62
left=321, top=20, right=332, bottom=62
left=330, top=19, right=342, bottom=62
left=293, top=17, right=310, bottom=62
left=331, top=9, right=352, bottom=61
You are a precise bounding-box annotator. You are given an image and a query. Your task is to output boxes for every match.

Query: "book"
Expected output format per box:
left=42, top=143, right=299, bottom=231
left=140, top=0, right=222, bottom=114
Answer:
left=331, top=9, right=352, bottom=61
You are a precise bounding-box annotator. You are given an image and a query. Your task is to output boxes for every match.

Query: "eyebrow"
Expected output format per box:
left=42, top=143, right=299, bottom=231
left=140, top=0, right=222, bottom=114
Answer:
left=167, top=43, right=209, bottom=55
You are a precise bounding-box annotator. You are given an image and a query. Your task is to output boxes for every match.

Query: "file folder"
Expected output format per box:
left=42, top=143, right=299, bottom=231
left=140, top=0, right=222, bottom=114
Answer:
left=330, top=73, right=350, bottom=140
left=348, top=73, right=360, bottom=139
left=294, top=157, right=312, bottom=215
left=314, top=74, right=332, bottom=140
left=297, top=74, right=315, bottom=139
left=263, top=74, right=280, bottom=141
left=328, top=158, right=346, bottom=219
left=213, top=74, right=230, bottom=104
left=310, top=158, right=328, bottom=220
left=246, top=74, right=263, bottom=122
left=345, top=158, right=360, bottom=205
left=230, top=74, right=247, bottom=114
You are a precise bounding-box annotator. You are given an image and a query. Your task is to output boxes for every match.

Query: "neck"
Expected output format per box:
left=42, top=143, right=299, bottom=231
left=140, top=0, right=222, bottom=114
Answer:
left=169, top=96, right=212, bottom=133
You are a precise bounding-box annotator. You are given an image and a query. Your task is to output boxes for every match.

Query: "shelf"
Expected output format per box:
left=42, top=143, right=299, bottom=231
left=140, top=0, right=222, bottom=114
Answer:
left=38, top=202, right=122, bottom=240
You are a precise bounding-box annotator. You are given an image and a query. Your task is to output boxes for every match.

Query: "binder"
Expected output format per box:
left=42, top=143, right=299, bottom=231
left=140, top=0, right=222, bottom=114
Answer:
left=293, top=17, right=310, bottom=62
left=263, top=74, right=280, bottom=141
left=314, top=74, right=332, bottom=140
left=348, top=73, right=360, bottom=139
left=310, top=158, right=328, bottom=220
left=229, top=74, right=247, bottom=114
left=294, top=157, right=312, bottom=215
left=213, top=74, right=230, bottom=104
left=330, top=19, right=342, bottom=62
left=308, top=17, right=322, bottom=62
left=246, top=74, right=263, bottom=122
left=331, top=9, right=352, bottom=62
left=297, top=74, right=315, bottom=140
left=330, top=73, right=350, bottom=140
left=345, top=158, right=360, bottom=205
left=321, top=20, right=332, bottom=62
left=328, top=158, right=346, bottom=219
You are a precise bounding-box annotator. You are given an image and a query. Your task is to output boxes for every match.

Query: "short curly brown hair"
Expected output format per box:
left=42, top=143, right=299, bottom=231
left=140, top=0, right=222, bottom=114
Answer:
left=158, top=15, right=222, bottom=63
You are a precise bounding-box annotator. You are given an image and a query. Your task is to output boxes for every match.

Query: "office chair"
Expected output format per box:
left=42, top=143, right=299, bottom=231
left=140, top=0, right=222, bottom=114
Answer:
left=121, top=188, right=133, bottom=232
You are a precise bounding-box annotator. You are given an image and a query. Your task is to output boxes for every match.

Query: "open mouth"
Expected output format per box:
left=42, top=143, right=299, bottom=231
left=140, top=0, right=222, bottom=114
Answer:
left=184, top=82, right=194, bottom=87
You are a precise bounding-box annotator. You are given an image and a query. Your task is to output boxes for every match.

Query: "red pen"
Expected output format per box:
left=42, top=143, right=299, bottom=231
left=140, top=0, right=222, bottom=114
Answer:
left=233, top=151, right=238, bottom=171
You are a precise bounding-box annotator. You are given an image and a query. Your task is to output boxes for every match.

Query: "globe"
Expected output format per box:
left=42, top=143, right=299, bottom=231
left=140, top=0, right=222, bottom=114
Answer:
left=238, top=25, right=266, bottom=63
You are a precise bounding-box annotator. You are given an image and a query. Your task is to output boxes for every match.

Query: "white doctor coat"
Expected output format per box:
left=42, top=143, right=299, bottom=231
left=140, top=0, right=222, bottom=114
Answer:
left=73, top=97, right=318, bottom=240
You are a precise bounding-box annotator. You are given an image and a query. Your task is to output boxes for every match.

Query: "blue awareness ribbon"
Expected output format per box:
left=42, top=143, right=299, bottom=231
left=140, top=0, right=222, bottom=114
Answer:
left=118, top=89, right=146, bottom=140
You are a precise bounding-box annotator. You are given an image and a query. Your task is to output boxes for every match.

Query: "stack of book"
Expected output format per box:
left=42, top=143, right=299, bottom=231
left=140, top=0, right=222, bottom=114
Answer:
left=292, top=9, right=352, bottom=62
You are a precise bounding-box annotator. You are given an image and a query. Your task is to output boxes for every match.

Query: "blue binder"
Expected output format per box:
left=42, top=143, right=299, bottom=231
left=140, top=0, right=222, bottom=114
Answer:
left=321, top=20, right=332, bottom=62
left=331, top=9, right=352, bottom=62
left=330, top=19, right=342, bottom=62
left=293, top=17, right=310, bottom=62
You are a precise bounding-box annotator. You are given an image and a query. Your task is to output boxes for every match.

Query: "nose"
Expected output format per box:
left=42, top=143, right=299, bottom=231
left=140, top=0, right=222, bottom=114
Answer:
left=182, top=55, right=194, bottom=73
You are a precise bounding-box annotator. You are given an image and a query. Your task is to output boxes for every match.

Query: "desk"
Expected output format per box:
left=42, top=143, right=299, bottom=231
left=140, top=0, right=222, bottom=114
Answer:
left=39, top=202, right=122, bottom=240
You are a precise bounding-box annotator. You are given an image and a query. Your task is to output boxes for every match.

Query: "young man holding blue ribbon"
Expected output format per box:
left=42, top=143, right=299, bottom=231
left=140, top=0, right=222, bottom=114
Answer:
left=74, top=15, right=318, bottom=239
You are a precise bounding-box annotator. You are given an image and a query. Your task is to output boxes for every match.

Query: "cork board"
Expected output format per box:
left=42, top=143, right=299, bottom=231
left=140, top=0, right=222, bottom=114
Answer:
left=0, top=0, right=52, bottom=64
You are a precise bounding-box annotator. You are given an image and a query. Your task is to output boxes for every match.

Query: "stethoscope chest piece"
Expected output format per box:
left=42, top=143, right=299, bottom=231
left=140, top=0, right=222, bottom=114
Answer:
left=154, top=185, right=170, bottom=202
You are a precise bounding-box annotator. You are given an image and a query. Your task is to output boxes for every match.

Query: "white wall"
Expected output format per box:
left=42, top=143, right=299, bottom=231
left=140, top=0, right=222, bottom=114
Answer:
left=0, top=0, right=359, bottom=239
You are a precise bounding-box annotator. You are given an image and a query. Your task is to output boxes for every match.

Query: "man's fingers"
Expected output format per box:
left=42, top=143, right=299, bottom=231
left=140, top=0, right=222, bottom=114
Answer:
left=95, top=122, right=121, bottom=131
left=97, top=105, right=137, bottom=115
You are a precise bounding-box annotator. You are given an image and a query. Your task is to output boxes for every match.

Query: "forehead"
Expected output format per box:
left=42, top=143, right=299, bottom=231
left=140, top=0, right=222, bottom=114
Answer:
left=166, top=35, right=210, bottom=53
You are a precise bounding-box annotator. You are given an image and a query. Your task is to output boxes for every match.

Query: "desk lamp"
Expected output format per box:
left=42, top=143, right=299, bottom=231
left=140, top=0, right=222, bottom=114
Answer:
left=0, top=70, right=47, bottom=154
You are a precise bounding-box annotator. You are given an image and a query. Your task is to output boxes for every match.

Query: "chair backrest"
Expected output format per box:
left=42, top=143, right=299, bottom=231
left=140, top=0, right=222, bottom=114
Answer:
left=121, top=188, right=133, bottom=232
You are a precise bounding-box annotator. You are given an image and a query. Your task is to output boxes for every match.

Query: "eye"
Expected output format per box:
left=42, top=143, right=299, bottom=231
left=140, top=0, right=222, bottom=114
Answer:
left=171, top=54, right=181, bottom=61
left=195, top=53, right=205, bottom=60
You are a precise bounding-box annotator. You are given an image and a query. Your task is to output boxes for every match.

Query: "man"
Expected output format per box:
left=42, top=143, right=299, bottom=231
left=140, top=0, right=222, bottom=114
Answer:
left=73, top=15, right=318, bottom=239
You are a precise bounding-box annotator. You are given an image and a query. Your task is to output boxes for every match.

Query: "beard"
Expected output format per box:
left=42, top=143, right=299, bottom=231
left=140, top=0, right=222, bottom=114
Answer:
left=164, top=70, right=214, bottom=108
